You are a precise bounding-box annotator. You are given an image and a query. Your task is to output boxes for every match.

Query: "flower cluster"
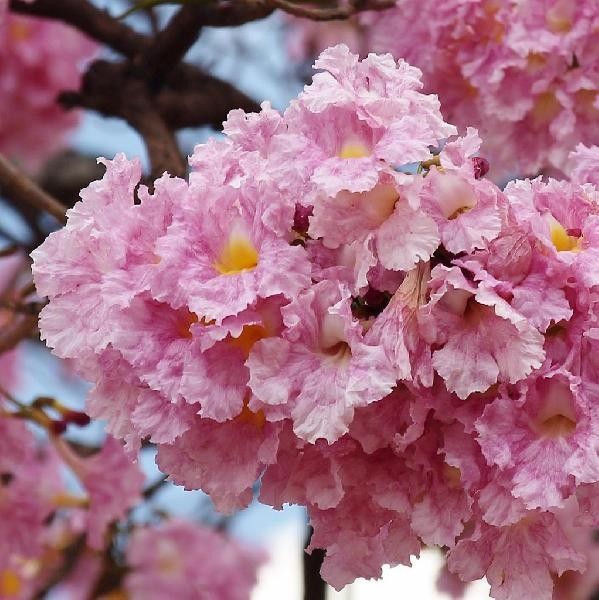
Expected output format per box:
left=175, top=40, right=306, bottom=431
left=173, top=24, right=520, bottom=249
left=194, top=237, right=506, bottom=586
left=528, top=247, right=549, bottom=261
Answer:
left=287, top=0, right=599, bottom=179
left=0, top=9, right=97, bottom=170
left=32, top=46, right=599, bottom=599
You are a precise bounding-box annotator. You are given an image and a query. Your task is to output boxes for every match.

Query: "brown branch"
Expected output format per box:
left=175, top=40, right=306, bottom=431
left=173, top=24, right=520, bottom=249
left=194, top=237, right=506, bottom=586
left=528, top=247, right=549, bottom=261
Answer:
left=191, top=1, right=274, bottom=26
left=60, top=60, right=261, bottom=131
left=0, top=313, right=38, bottom=353
left=60, top=61, right=186, bottom=179
left=271, top=0, right=396, bottom=20
left=9, top=0, right=144, bottom=58
left=139, top=5, right=207, bottom=89
left=157, top=86, right=261, bottom=129
left=0, top=154, right=68, bottom=225
left=143, top=474, right=169, bottom=500
left=37, top=151, right=106, bottom=209
left=32, top=536, right=88, bottom=600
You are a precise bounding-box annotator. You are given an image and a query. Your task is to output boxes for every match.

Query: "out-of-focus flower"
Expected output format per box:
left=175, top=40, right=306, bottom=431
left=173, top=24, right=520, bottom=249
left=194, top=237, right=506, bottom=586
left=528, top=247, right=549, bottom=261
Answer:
left=124, top=519, right=265, bottom=600
left=0, top=12, right=97, bottom=170
left=286, top=1, right=599, bottom=179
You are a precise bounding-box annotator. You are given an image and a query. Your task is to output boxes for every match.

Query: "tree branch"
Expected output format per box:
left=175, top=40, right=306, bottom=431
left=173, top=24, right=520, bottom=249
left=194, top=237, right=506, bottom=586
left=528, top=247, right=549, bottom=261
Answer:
left=9, top=0, right=144, bottom=58
left=271, top=0, right=396, bottom=20
left=60, top=62, right=186, bottom=179
left=191, top=1, right=274, bottom=26
left=0, top=154, right=68, bottom=225
left=303, top=526, right=326, bottom=600
left=0, top=313, right=38, bottom=352
left=139, top=5, right=207, bottom=89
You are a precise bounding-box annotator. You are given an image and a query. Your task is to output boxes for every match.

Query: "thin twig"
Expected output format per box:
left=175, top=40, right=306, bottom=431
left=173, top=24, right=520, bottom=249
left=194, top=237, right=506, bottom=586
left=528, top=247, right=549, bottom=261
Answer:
left=143, top=474, right=169, bottom=499
left=0, top=154, right=68, bottom=225
left=271, top=0, right=396, bottom=20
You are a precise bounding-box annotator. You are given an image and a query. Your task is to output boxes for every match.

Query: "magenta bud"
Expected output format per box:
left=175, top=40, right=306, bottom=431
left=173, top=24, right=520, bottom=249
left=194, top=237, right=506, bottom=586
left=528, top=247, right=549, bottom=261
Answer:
left=472, top=156, right=490, bottom=179
left=50, top=420, right=67, bottom=435
left=293, top=204, right=314, bottom=235
left=64, top=410, right=91, bottom=427
left=363, top=287, right=386, bottom=308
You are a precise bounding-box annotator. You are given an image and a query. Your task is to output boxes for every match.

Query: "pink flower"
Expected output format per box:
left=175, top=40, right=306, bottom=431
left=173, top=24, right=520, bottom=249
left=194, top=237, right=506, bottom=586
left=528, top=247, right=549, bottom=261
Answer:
left=309, top=175, right=441, bottom=274
left=0, top=13, right=97, bottom=170
left=419, top=266, right=545, bottom=399
left=365, top=263, right=434, bottom=387
left=85, top=348, right=197, bottom=453
left=0, top=416, right=64, bottom=566
left=437, top=558, right=470, bottom=599
left=447, top=512, right=586, bottom=600
left=475, top=372, right=599, bottom=510
left=362, top=0, right=599, bottom=177
left=505, top=177, right=599, bottom=288
left=157, top=417, right=281, bottom=514
left=305, top=439, right=421, bottom=590
left=125, top=519, right=265, bottom=600
left=284, top=44, right=456, bottom=200
left=568, top=143, right=599, bottom=187
left=247, top=280, right=396, bottom=443
left=56, top=435, right=144, bottom=549
left=32, top=154, right=182, bottom=362
left=150, top=175, right=311, bottom=325
left=29, top=42, right=599, bottom=600
left=418, top=130, right=505, bottom=254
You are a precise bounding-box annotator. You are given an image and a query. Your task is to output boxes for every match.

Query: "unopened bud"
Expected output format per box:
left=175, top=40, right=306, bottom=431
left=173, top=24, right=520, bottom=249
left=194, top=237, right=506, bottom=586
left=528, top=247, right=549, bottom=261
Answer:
left=472, top=156, right=490, bottom=179
left=49, top=420, right=67, bottom=435
left=63, top=410, right=91, bottom=427
left=293, top=204, right=314, bottom=235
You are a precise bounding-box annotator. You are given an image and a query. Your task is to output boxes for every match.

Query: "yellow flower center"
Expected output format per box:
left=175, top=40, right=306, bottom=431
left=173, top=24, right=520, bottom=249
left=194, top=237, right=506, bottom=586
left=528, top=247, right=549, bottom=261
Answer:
left=9, top=21, right=31, bottom=41
left=236, top=397, right=266, bottom=430
left=531, top=92, right=562, bottom=127
left=214, top=234, right=259, bottom=275
left=176, top=310, right=200, bottom=339
left=535, top=379, right=577, bottom=438
left=547, top=215, right=581, bottom=252
left=228, top=324, right=268, bottom=358
left=526, top=52, right=547, bottom=73
left=52, top=492, right=90, bottom=509
left=546, top=0, right=574, bottom=33
left=574, top=89, right=599, bottom=118
left=0, top=570, right=21, bottom=598
left=362, top=184, right=399, bottom=224
left=338, top=141, right=370, bottom=159
left=434, top=173, right=478, bottom=220
left=539, top=414, right=577, bottom=437
left=443, top=464, right=462, bottom=488
left=157, top=541, right=182, bottom=576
